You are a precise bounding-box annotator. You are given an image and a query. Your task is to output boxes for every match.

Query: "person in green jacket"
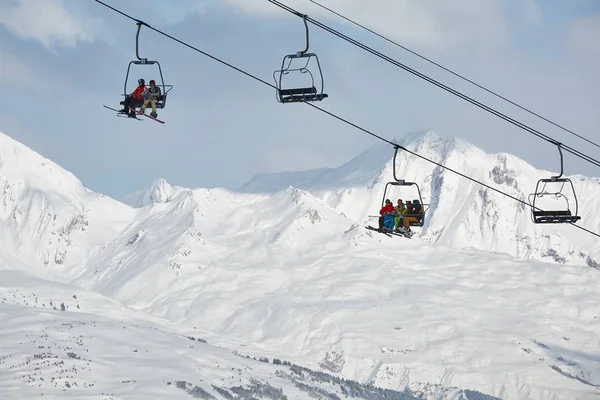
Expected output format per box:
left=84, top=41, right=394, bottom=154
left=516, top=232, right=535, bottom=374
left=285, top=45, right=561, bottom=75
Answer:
left=394, top=199, right=407, bottom=230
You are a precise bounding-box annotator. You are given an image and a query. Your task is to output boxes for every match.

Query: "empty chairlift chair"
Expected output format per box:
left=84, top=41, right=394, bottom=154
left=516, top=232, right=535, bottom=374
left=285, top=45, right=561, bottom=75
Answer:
left=273, top=15, right=328, bottom=104
left=529, top=144, right=581, bottom=224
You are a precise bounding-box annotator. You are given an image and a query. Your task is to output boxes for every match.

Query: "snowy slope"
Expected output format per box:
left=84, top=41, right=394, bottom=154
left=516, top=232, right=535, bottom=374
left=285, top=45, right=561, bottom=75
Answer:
left=1, top=129, right=600, bottom=399
left=240, top=130, right=600, bottom=268
left=0, top=133, right=136, bottom=281
left=65, top=224, right=600, bottom=400
left=0, top=302, right=499, bottom=400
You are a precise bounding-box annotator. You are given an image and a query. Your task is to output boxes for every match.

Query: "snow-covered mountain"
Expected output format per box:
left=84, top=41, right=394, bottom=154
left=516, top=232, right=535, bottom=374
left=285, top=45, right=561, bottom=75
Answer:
left=0, top=133, right=137, bottom=282
left=1, top=129, right=599, bottom=399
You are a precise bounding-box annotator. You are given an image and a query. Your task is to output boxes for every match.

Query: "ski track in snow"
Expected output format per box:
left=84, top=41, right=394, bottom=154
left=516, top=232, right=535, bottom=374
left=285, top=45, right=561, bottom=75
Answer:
left=1, top=129, right=600, bottom=399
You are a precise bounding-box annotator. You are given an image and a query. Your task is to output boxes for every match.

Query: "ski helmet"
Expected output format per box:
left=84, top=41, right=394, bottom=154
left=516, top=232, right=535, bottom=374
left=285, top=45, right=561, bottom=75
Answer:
left=138, top=78, right=145, bottom=85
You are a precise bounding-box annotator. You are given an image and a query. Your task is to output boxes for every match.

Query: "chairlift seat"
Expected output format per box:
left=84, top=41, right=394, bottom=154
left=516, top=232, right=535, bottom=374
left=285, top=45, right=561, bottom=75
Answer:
left=279, top=87, right=317, bottom=96
left=532, top=209, right=581, bottom=224
left=280, top=91, right=328, bottom=103
left=119, top=95, right=166, bottom=109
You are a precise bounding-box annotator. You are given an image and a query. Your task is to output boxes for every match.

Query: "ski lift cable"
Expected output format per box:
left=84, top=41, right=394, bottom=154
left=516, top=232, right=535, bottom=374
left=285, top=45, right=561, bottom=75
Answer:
left=304, top=0, right=600, bottom=151
left=92, top=0, right=600, bottom=240
left=265, top=0, right=600, bottom=170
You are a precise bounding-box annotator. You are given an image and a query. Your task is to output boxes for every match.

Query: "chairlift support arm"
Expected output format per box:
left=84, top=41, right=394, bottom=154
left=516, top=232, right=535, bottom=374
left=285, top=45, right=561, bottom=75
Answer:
left=392, top=145, right=401, bottom=181
left=298, top=15, right=310, bottom=56
left=134, top=20, right=155, bottom=64
left=553, top=142, right=564, bottom=180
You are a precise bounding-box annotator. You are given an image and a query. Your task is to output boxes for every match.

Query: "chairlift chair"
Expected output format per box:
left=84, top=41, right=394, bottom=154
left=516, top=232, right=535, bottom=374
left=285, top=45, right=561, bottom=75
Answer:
left=120, top=22, right=173, bottom=110
left=380, top=146, right=429, bottom=227
left=273, top=15, right=328, bottom=103
left=529, top=144, right=581, bottom=224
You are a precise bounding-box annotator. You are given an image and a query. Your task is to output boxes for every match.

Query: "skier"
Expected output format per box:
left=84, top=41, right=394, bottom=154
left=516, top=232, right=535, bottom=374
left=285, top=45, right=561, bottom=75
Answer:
left=412, top=199, right=423, bottom=223
left=120, top=78, right=146, bottom=117
left=393, top=199, right=407, bottom=232
left=378, top=199, right=395, bottom=231
left=400, top=200, right=420, bottom=234
left=139, top=79, right=162, bottom=118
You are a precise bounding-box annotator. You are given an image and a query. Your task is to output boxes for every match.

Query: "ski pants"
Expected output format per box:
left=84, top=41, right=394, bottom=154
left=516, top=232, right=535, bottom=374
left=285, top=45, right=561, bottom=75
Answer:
left=403, top=216, right=418, bottom=227
left=142, top=98, right=159, bottom=114
left=384, top=215, right=395, bottom=229
left=379, top=214, right=395, bottom=229
left=122, top=96, right=142, bottom=113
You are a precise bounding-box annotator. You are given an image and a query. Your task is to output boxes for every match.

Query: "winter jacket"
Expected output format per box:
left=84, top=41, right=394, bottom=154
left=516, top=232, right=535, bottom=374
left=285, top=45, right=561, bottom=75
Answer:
left=395, top=204, right=406, bottom=216
left=131, top=85, right=146, bottom=99
left=379, top=204, right=394, bottom=215
left=142, top=85, right=162, bottom=100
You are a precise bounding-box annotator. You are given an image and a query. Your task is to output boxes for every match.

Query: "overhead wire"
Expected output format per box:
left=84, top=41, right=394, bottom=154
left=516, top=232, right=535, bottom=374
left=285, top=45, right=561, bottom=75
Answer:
left=91, top=0, right=600, bottom=239
left=265, top=0, right=600, bottom=171
left=305, top=0, right=600, bottom=151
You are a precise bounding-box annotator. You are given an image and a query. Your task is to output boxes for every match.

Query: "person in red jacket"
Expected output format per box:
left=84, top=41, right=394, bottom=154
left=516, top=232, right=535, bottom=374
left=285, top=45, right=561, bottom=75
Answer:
left=120, top=78, right=146, bottom=117
left=378, top=199, right=395, bottom=230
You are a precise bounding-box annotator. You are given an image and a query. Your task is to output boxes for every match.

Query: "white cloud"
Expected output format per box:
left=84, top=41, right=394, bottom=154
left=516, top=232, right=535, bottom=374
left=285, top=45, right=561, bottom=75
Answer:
left=216, top=0, right=539, bottom=52
left=0, top=0, right=99, bottom=51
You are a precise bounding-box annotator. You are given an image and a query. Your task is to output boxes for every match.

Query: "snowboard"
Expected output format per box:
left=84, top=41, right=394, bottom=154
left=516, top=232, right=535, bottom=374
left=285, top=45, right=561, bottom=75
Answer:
left=130, top=107, right=165, bottom=124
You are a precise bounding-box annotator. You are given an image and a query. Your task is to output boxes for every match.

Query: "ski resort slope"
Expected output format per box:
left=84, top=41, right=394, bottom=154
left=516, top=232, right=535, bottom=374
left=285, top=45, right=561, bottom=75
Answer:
left=1, top=129, right=600, bottom=399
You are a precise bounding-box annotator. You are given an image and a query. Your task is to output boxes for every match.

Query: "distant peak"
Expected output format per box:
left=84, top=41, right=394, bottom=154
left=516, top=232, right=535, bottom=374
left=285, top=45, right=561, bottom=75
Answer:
left=395, top=129, right=440, bottom=145
left=120, top=178, right=176, bottom=208
left=393, top=130, right=453, bottom=150
left=150, top=177, right=171, bottom=191
left=145, top=178, right=174, bottom=205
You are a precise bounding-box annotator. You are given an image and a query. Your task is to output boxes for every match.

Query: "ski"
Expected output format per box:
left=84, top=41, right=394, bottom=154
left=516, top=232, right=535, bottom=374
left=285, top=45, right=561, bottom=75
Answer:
left=390, top=227, right=413, bottom=238
left=365, top=225, right=412, bottom=239
left=104, top=105, right=142, bottom=120
left=104, top=104, right=122, bottom=112
left=130, top=107, right=165, bottom=124
left=365, top=225, right=392, bottom=237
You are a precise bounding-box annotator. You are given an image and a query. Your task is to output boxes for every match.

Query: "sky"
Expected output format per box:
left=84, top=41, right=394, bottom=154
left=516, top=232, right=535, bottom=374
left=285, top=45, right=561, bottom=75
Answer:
left=0, top=0, right=599, bottom=200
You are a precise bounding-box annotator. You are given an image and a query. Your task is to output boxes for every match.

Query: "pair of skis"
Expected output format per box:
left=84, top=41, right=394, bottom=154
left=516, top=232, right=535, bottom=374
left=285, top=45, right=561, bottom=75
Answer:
left=365, top=225, right=413, bottom=239
left=103, top=105, right=165, bottom=124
